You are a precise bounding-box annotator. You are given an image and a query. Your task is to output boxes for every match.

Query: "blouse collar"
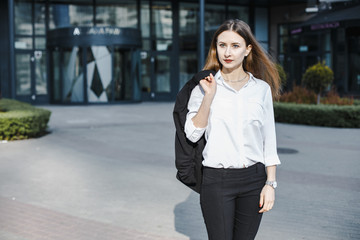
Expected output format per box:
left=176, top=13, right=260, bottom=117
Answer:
left=215, top=70, right=256, bottom=89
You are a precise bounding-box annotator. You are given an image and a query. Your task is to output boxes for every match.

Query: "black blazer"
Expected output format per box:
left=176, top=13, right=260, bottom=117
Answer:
left=173, top=70, right=216, bottom=193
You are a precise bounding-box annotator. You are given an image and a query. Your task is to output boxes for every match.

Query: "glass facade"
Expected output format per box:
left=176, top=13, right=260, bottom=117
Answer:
left=34, top=3, right=46, bottom=35
left=152, top=1, right=173, bottom=51
left=15, top=54, right=31, bottom=95
left=155, top=55, right=170, bottom=93
left=179, top=53, right=197, bottom=89
left=52, top=50, right=61, bottom=101
left=140, top=1, right=150, bottom=38
left=35, top=51, right=47, bottom=95
left=179, top=2, right=198, bottom=52
left=322, top=32, right=332, bottom=68
left=348, top=28, right=360, bottom=93
left=15, top=37, right=33, bottom=49
left=178, top=3, right=250, bottom=89
left=48, top=35, right=141, bottom=104
left=113, top=48, right=137, bottom=101
left=62, top=47, right=84, bottom=103
left=228, top=5, right=249, bottom=22
left=2, top=0, right=358, bottom=104
left=87, top=46, right=112, bottom=103
left=279, top=26, right=335, bottom=88
left=96, top=1, right=137, bottom=28
left=14, top=0, right=47, bottom=103
left=49, top=3, right=93, bottom=29
left=255, top=8, right=269, bottom=51
left=15, top=1, right=32, bottom=35
left=179, top=3, right=198, bottom=90
left=9, top=0, right=273, bottom=104
left=277, top=14, right=360, bottom=97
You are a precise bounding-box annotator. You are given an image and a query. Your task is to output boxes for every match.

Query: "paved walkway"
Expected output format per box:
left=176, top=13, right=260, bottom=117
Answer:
left=0, top=102, right=359, bottom=240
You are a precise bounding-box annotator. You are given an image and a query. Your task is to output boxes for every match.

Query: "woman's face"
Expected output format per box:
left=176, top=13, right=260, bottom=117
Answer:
left=216, top=30, right=252, bottom=71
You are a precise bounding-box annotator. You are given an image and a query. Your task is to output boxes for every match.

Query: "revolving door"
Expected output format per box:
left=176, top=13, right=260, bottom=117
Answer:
left=47, top=27, right=141, bottom=104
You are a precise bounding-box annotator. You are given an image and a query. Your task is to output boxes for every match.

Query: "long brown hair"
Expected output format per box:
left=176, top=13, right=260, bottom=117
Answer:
left=203, top=19, right=281, bottom=99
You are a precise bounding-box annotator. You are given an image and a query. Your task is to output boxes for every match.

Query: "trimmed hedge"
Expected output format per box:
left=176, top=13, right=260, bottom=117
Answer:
left=274, top=102, right=360, bottom=128
left=0, top=98, right=51, bottom=140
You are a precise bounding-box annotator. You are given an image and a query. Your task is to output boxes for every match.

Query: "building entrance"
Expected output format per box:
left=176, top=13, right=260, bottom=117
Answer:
left=47, top=27, right=141, bottom=104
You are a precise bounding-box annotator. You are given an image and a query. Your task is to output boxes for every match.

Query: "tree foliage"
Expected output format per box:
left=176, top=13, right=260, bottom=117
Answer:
left=302, top=61, right=334, bottom=104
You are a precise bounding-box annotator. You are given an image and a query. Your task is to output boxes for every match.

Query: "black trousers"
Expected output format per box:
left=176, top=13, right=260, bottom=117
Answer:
left=200, top=163, right=267, bottom=240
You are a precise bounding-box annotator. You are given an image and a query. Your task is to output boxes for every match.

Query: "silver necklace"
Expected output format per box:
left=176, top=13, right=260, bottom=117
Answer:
left=223, top=73, right=248, bottom=83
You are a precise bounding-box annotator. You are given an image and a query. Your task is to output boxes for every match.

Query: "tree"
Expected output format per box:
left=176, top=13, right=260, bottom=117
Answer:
left=302, top=61, right=334, bottom=104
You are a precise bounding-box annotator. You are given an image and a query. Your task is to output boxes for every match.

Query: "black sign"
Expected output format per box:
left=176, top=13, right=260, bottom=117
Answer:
left=47, top=27, right=142, bottom=48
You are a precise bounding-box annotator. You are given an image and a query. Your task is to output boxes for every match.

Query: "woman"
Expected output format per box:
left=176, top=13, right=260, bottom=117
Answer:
left=184, top=19, right=281, bottom=240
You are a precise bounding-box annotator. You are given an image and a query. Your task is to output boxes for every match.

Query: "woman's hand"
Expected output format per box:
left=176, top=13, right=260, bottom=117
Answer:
left=191, top=73, right=216, bottom=129
left=199, top=73, right=216, bottom=97
left=259, top=185, right=275, bottom=213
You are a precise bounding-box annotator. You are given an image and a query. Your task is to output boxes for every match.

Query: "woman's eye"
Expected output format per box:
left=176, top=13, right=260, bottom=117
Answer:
left=233, top=44, right=239, bottom=48
left=219, top=44, right=225, bottom=48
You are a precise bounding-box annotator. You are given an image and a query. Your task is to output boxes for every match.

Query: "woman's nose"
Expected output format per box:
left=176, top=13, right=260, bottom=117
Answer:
left=225, top=47, right=231, bottom=57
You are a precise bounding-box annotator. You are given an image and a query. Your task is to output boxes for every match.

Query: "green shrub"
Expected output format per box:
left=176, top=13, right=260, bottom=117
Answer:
left=274, top=102, right=360, bottom=128
left=302, top=61, right=334, bottom=104
left=353, top=99, right=360, bottom=106
left=0, top=98, right=51, bottom=140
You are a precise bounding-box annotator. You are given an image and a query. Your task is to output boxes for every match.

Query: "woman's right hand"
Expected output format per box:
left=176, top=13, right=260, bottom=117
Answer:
left=191, top=73, right=216, bottom=129
left=199, top=73, right=216, bottom=97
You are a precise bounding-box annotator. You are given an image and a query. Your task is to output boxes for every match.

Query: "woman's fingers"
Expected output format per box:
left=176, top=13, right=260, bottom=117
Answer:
left=259, top=193, right=264, bottom=209
left=260, top=200, right=274, bottom=213
left=204, top=73, right=214, bottom=83
left=208, top=73, right=214, bottom=81
left=259, top=201, right=272, bottom=213
left=259, top=199, right=274, bottom=213
left=259, top=186, right=275, bottom=213
left=200, top=73, right=216, bottom=96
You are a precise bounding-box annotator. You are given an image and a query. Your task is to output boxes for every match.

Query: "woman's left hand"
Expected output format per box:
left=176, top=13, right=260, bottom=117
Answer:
left=259, top=185, right=275, bottom=213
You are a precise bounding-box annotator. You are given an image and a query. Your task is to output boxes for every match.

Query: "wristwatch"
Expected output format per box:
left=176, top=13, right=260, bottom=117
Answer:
left=265, top=180, right=277, bottom=189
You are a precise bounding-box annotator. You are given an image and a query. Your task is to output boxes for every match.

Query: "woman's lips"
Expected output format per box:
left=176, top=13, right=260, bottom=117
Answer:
left=224, top=59, right=233, bottom=63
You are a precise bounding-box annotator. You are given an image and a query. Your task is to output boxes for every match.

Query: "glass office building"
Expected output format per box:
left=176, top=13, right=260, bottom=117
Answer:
left=277, top=3, right=360, bottom=96
left=1, top=0, right=359, bottom=104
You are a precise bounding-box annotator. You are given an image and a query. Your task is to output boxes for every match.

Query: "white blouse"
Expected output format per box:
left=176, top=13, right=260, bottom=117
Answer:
left=185, top=70, right=281, bottom=168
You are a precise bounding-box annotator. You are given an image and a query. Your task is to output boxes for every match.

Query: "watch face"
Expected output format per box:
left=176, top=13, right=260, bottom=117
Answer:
left=267, top=181, right=277, bottom=189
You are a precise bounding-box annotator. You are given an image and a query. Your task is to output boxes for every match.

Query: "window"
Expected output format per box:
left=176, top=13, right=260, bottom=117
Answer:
left=322, top=32, right=332, bottom=67
left=14, top=0, right=48, bottom=97
left=34, top=3, right=46, bottom=35
left=152, top=1, right=173, bottom=51
left=227, top=5, right=249, bottom=23
left=179, top=53, right=197, bottom=89
left=179, top=2, right=198, bottom=51
left=49, top=3, right=93, bottom=29
left=278, top=24, right=290, bottom=65
left=255, top=8, right=268, bottom=51
left=15, top=0, right=33, bottom=35
left=96, top=0, right=137, bottom=28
